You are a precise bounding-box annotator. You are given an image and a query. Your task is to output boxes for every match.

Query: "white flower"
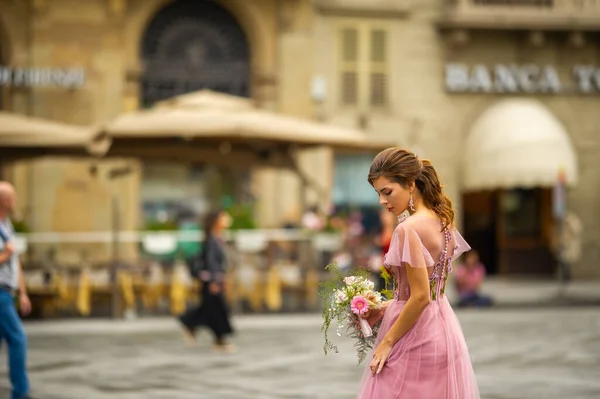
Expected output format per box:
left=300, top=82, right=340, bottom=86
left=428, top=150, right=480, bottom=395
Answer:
left=351, top=278, right=373, bottom=294
left=364, top=290, right=381, bottom=305
left=335, top=289, right=348, bottom=304
left=343, top=276, right=357, bottom=286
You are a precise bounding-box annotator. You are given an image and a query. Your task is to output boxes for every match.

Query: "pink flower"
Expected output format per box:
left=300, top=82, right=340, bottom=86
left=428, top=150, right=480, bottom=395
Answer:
left=350, top=295, right=369, bottom=315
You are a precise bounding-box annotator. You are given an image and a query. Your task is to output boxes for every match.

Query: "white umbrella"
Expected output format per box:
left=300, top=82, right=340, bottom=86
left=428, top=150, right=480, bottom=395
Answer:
left=0, top=111, right=111, bottom=159
left=104, top=90, right=390, bottom=153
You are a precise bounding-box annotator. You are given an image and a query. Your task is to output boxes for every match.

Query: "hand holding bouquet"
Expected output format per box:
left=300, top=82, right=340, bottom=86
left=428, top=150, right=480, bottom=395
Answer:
left=320, top=265, right=386, bottom=364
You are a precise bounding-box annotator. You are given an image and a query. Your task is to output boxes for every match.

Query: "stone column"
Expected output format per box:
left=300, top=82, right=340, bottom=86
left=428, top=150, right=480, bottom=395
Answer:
left=251, top=67, right=283, bottom=227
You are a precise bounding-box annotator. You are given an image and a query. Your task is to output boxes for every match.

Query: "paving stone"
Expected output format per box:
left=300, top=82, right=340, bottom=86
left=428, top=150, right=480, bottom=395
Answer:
left=0, top=309, right=598, bottom=398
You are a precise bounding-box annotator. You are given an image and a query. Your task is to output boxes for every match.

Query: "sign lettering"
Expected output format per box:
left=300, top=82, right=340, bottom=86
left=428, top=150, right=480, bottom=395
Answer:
left=0, top=66, right=85, bottom=88
left=446, top=63, right=599, bottom=94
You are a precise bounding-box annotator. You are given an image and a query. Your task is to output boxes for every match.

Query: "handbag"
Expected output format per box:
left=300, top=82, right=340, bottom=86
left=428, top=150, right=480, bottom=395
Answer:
left=187, top=252, right=205, bottom=279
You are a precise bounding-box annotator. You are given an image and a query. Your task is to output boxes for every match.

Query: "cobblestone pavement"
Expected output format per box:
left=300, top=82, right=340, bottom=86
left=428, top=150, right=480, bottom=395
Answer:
left=0, top=308, right=599, bottom=399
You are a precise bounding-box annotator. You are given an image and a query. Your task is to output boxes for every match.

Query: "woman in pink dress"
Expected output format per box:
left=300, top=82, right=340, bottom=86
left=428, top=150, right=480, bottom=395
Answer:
left=357, top=148, right=480, bottom=399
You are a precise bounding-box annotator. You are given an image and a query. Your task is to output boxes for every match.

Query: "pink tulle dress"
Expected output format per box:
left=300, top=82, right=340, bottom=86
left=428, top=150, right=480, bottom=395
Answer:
left=357, top=215, right=480, bottom=399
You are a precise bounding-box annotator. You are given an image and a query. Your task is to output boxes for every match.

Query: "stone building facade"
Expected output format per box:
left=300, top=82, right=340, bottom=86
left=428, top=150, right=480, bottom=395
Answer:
left=1, top=0, right=599, bottom=277
left=313, top=0, right=600, bottom=278
left=0, top=0, right=325, bottom=263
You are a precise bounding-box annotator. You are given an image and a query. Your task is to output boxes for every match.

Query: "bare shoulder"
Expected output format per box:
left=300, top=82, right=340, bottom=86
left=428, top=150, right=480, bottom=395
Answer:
left=402, top=215, right=437, bottom=228
left=393, top=217, right=421, bottom=236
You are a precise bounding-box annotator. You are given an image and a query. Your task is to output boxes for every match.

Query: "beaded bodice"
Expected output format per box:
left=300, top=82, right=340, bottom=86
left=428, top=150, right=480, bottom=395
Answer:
left=389, top=219, right=461, bottom=302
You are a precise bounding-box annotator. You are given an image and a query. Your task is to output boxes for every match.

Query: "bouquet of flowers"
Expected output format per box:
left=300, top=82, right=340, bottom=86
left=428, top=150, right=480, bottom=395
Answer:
left=320, top=264, right=390, bottom=364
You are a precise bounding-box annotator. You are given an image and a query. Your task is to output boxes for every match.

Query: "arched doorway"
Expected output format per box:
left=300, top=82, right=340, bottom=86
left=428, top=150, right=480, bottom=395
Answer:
left=139, top=0, right=252, bottom=228
left=141, top=0, right=250, bottom=108
left=461, top=99, right=578, bottom=276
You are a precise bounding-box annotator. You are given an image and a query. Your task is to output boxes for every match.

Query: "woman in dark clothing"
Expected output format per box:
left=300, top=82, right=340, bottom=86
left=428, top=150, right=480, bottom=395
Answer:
left=179, top=209, right=235, bottom=353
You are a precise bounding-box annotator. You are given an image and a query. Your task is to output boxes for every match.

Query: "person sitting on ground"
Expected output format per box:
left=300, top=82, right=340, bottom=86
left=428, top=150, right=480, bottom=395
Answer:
left=455, top=250, right=493, bottom=308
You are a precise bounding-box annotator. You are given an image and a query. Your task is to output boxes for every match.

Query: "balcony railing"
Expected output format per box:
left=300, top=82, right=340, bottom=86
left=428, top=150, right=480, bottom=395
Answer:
left=442, top=0, right=600, bottom=30
left=314, top=0, right=410, bottom=18
left=473, top=0, right=552, bottom=5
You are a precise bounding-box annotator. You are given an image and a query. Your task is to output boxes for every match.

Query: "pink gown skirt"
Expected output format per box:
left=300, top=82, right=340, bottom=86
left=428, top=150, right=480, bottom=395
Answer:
left=357, top=297, right=480, bottom=399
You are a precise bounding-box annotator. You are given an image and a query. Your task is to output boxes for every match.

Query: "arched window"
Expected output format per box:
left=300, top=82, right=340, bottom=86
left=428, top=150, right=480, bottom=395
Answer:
left=141, top=0, right=250, bottom=108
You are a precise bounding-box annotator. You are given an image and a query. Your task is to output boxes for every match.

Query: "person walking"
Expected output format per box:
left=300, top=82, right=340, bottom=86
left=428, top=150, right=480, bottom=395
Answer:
left=178, top=209, right=235, bottom=353
left=0, top=181, right=34, bottom=399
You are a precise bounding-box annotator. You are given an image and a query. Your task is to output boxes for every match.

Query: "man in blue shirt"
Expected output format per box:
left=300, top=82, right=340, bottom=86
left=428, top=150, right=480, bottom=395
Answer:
left=0, top=181, right=32, bottom=399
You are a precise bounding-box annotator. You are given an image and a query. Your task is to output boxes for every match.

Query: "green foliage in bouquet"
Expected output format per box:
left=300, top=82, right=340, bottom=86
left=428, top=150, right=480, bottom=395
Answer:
left=319, top=263, right=382, bottom=365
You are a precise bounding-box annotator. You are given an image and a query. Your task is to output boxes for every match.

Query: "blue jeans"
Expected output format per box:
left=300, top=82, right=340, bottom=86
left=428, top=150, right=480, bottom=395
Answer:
left=458, top=292, right=493, bottom=308
left=0, top=290, right=29, bottom=399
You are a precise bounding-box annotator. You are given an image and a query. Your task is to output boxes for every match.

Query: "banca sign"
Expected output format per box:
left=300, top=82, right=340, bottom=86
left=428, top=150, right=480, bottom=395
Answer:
left=445, top=63, right=600, bottom=94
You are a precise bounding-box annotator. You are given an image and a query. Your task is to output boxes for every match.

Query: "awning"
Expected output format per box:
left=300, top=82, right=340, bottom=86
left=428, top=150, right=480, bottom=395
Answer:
left=0, top=112, right=111, bottom=160
left=462, top=99, right=578, bottom=191
left=102, top=90, right=390, bottom=167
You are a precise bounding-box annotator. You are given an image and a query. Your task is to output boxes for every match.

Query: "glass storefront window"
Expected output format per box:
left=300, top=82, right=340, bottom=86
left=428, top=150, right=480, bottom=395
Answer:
left=333, top=154, right=379, bottom=206
left=141, top=163, right=250, bottom=226
left=500, top=188, right=541, bottom=237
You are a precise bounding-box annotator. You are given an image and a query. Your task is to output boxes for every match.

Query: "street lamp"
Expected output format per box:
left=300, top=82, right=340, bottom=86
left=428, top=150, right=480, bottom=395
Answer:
left=311, top=75, right=327, bottom=122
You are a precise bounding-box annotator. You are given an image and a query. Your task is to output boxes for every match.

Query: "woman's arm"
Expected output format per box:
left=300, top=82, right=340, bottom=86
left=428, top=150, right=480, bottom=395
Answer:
left=369, top=264, right=430, bottom=374
left=204, top=239, right=224, bottom=275
left=381, top=265, right=430, bottom=345
left=203, top=238, right=225, bottom=292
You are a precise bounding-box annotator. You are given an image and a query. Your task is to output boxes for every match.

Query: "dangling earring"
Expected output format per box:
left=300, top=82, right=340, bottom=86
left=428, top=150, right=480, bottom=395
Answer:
left=409, top=194, right=415, bottom=213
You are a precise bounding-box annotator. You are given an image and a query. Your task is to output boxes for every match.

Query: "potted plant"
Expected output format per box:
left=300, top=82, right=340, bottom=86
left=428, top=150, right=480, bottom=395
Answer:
left=11, top=219, right=29, bottom=254
left=142, top=218, right=179, bottom=258
left=313, top=214, right=344, bottom=252
left=228, top=204, right=267, bottom=253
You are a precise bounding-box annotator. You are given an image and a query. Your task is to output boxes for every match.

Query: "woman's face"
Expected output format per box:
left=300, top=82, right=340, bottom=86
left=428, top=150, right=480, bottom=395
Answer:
left=372, top=176, right=412, bottom=217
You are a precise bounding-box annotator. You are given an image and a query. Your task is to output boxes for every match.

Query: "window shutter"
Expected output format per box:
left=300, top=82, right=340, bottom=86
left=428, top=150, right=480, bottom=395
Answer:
left=340, top=27, right=359, bottom=106
left=369, top=29, right=388, bottom=107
